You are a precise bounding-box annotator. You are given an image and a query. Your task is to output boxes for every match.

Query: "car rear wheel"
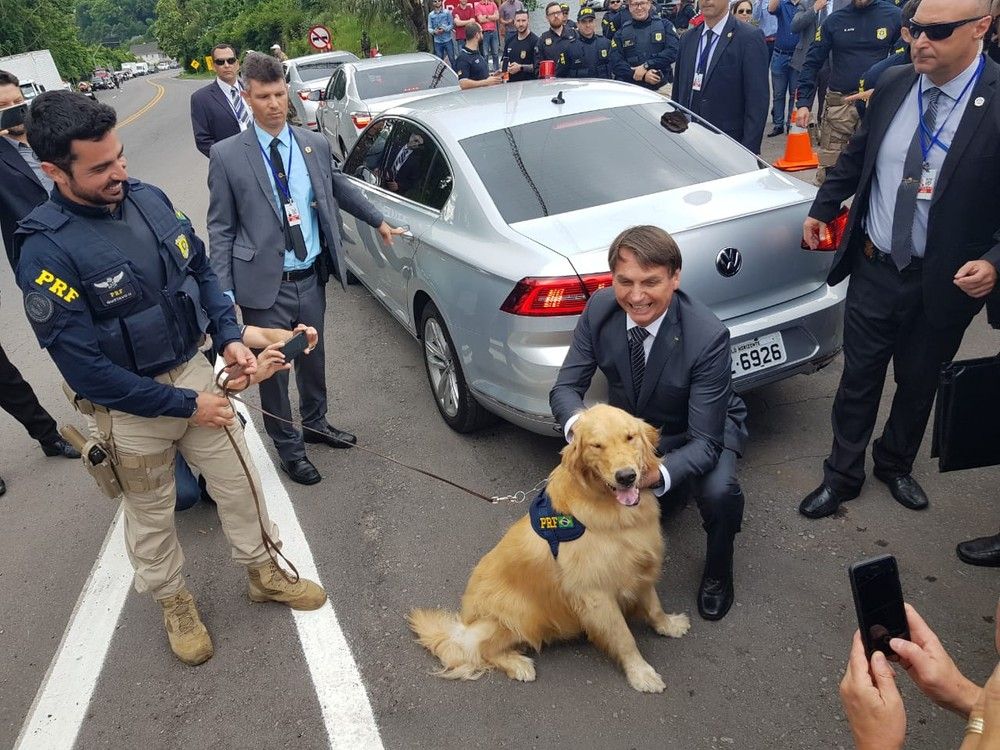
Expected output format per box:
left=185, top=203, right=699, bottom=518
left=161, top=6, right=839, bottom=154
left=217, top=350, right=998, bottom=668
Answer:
left=420, top=303, right=494, bottom=433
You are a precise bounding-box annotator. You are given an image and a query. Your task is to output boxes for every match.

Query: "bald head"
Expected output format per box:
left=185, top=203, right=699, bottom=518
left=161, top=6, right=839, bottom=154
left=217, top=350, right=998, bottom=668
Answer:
left=908, top=0, right=992, bottom=85
left=913, top=0, right=989, bottom=20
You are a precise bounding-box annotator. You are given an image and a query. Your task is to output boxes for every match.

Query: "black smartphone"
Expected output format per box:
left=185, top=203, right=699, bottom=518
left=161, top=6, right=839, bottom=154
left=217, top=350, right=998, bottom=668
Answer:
left=849, top=554, right=909, bottom=660
left=0, top=102, right=28, bottom=132
left=281, top=331, right=309, bottom=362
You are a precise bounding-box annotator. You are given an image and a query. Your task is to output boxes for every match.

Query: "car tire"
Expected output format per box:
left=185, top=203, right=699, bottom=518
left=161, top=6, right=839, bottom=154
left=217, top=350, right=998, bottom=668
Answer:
left=420, top=302, right=495, bottom=433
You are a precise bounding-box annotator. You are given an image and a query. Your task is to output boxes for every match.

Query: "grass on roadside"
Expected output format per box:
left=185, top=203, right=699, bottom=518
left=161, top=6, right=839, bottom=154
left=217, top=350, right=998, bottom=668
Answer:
left=286, top=11, right=418, bottom=59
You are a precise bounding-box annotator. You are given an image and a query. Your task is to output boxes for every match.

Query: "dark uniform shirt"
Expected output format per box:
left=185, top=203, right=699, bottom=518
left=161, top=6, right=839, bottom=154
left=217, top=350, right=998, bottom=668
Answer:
left=855, top=47, right=909, bottom=116
left=610, top=15, right=679, bottom=89
left=564, top=34, right=613, bottom=78
left=455, top=45, right=490, bottom=82
left=14, top=181, right=242, bottom=418
left=663, top=2, right=696, bottom=30
left=535, top=26, right=578, bottom=71
left=504, top=31, right=539, bottom=81
left=795, top=0, right=902, bottom=107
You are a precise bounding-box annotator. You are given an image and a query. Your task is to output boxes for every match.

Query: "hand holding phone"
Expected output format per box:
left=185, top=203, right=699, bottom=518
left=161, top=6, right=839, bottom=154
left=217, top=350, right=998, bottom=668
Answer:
left=849, top=555, right=910, bottom=660
left=0, top=102, right=28, bottom=134
left=281, top=331, right=310, bottom=362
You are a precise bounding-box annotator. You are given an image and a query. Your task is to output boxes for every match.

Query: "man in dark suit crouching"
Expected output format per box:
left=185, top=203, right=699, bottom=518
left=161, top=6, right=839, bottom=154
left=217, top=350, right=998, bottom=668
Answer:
left=550, top=225, right=748, bottom=621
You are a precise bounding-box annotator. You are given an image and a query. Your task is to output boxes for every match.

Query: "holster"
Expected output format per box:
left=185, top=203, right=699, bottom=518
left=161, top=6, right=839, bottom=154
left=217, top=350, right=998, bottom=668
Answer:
left=60, top=425, right=124, bottom=500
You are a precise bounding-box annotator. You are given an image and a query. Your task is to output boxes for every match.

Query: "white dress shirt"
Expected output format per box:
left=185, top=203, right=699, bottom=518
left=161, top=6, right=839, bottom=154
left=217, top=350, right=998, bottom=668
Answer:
left=216, top=78, right=249, bottom=131
left=695, top=13, right=731, bottom=75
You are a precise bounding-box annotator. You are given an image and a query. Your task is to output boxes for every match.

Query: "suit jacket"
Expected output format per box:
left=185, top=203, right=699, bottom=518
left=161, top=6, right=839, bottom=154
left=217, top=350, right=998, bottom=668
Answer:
left=550, top=288, right=749, bottom=488
left=207, top=125, right=384, bottom=310
left=383, top=143, right=426, bottom=196
left=811, top=60, right=1000, bottom=328
left=790, top=3, right=819, bottom=71
left=190, top=81, right=242, bottom=158
left=0, top=137, right=48, bottom=270
left=672, top=15, right=769, bottom=154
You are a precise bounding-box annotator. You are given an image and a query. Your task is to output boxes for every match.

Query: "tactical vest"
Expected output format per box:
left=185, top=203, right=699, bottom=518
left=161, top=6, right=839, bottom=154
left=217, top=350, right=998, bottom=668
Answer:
left=16, top=180, right=207, bottom=376
left=566, top=37, right=612, bottom=78
left=529, top=487, right=586, bottom=558
left=617, top=18, right=669, bottom=67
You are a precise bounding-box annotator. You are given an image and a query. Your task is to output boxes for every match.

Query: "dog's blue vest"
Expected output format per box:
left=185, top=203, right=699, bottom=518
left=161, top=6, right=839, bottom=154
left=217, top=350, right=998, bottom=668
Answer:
left=529, top=487, right=585, bottom=558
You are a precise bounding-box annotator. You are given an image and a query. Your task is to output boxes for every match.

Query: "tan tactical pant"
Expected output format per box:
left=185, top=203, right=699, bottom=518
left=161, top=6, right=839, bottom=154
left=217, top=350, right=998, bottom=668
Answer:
left=96, top=355, right=279, bottom=599
left=815, top=90, right=860, bottom=186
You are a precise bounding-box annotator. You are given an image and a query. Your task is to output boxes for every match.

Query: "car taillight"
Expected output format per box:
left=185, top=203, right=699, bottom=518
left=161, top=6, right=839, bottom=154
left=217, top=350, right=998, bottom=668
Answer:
left=802, top=206, right=849, bottom=251
left=351, top=112, right=371, bottom=129
left=298, top=89, right=312, bottom=100
left=500, top=273, right=612, bottom=316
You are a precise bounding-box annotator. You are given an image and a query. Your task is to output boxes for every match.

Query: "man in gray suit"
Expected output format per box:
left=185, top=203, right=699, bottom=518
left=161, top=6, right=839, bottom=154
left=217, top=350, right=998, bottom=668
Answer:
left=550, top=225, right=748, bottom=621
left=208, top=53, right=402, bottom=485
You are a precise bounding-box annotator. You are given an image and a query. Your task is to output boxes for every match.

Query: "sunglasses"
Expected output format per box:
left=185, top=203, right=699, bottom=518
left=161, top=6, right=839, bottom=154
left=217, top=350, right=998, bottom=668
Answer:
left=214, top=56, right=238, bottom=65
left=905, top=15, right=986, bottom=41
left=735, top=8, right=751, bottom=13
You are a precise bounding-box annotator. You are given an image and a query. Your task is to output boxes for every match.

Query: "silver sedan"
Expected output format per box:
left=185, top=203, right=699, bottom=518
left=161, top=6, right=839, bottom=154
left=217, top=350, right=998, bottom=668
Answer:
left=337, top=80, right=847, bottom=435
left=315, top=53, right=458, bottom=162
left=284, top=50, right=359, bottom=130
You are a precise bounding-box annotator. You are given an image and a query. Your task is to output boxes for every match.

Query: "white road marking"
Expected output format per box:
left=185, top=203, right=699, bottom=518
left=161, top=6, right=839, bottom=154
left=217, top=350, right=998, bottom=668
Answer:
left=15, top=406, right=383, bottom=750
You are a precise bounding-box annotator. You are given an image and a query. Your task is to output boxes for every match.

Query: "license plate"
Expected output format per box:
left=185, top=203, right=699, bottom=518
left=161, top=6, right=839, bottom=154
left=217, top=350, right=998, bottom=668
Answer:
left=731, top=332, right=786, bottom=377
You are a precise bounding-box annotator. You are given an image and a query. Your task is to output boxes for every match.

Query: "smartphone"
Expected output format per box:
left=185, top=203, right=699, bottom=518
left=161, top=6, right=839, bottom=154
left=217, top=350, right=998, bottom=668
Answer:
left=281, top=331, right=309, bottom=362
left=849, top=554, right=909, bottom=660
left=0, top=102, right=28, bottom=132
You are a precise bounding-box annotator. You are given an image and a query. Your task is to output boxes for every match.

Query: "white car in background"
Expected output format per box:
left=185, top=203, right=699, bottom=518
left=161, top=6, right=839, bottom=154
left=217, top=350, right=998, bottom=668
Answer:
left=284, top=50, right=360, bottom=130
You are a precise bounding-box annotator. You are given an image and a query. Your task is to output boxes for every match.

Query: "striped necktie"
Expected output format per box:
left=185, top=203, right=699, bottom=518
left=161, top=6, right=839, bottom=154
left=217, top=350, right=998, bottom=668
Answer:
left=231, top=85, right=251, bottom=128
left=627, top=326, right=650, bottom=398
left=890, top=87, right=940, bottom=270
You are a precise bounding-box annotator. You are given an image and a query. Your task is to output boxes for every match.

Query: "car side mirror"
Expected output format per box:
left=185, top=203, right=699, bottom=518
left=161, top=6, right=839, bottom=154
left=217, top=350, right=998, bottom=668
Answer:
left=308, top=90, right=322, bottom=102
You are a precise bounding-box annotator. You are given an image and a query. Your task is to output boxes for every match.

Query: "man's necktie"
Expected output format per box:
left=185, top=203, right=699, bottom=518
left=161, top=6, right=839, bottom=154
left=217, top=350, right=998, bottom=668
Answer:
left=269, top=138, right=309, bottom=262
left=689, top=30, right=715, bottom=109
left=231, top=86, right=251, bottom=128
left=627, top=326, right=650, bottom=398
left=392, top=146, right=411, bottom=177
left=889, top=87, right=940, bottom=271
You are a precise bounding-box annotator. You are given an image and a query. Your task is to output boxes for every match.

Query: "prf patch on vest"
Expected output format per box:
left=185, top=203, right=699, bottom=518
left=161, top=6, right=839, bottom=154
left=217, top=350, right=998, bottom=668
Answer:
left=623, top=38, right=634, bottom=47
left=876, top=26, right=887, bottom=40
left=654, top=32, right=663, bottom=41
left=600, top=48, right=608, bottom=58
left=175, top=233, right=190, bottom=259
left=529, top=488, right=586, bottom=558
left=91, top=270, right=137, bottom=308
left=545, top=37, right=552, bottom=45
left=33, top=269, right=80, bottom=304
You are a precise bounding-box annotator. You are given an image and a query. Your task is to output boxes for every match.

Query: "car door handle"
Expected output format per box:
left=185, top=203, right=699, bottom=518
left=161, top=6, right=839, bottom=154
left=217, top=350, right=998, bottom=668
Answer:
left=400, top=226, right=415, bottom=239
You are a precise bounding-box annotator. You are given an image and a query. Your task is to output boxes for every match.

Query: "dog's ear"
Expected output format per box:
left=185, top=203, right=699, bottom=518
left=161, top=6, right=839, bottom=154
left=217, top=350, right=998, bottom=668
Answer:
left=641, top=421, right=660, bottom=472
left=561, top=412, right=586, bottom=472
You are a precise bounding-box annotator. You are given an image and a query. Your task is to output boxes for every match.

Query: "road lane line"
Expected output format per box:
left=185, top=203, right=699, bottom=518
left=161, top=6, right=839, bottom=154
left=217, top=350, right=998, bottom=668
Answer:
left=236, top=402, right=385, bottom=750
left=117, top=80, right=165, bottom=129
left=14, top=507, right=132, bottom=750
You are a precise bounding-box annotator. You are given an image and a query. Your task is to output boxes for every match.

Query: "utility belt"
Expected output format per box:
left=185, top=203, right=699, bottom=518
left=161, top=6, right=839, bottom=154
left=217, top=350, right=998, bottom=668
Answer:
left=824, top=90, right=857, bottom=107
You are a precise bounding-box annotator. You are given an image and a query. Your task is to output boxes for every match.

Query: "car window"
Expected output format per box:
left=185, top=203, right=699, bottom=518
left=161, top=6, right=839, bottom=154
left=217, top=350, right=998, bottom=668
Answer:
left=355, top=60, right=458, bottom=99
left=324, top=70, right=340, bottom=100
left=379, top=121, right=451, bottom=209
left=460, top=102, right=763, bottom=224
left=344, top=119, right=393, bottom=184
left=296, top=60, right=345, bottom=82
left=417, top=151, right=453, bottom=211
left=333, top=69, right=348, bottom=100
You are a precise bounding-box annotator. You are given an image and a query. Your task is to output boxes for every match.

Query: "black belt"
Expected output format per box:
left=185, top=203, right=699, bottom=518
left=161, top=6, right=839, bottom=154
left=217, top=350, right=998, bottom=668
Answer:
left=864, top=235, right=923, bottom=270
left=281, top=264, right=315, bottom=282
left=774, top=46, right=796, bottom=55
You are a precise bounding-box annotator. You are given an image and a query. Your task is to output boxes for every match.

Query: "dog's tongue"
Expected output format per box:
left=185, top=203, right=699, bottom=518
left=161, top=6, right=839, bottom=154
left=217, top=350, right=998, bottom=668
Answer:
left=614, top=486, right=640, bottom=506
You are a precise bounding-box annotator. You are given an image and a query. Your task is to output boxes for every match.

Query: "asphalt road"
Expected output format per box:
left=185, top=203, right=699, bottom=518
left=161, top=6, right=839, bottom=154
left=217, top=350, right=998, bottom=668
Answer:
left=1, top=66, right=998, bottom=750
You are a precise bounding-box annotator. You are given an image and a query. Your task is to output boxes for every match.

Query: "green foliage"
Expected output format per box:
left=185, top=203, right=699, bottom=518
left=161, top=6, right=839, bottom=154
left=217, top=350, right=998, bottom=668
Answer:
left=77, top=0, right=157, bottom=45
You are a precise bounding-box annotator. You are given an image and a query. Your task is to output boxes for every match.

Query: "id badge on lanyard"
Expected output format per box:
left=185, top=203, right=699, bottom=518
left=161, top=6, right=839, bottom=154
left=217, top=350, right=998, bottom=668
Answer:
left=692, top=72, right=703, bottom=91
left=284, top=200, right=302, bottom=226
left=917, top=167, right=936, bottom=201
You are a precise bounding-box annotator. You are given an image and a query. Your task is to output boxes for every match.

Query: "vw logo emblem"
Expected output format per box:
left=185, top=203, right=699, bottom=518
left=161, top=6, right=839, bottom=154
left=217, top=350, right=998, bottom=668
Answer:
left=716, top=247, right=743, bottom=278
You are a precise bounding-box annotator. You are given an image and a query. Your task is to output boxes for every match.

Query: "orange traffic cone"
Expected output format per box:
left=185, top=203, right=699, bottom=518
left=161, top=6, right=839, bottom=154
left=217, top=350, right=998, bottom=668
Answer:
left=773, top=122, right=819, bottom=172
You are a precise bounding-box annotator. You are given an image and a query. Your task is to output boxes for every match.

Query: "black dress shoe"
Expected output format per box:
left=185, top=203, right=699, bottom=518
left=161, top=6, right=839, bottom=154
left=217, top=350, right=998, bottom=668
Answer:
left=280, top=458, right=322, bottom=485
left=767, top=125, right=784, bottom=137
left=957, top=534, right=1000, bottom=567
left=0, top=476, right=6, bottom=496
left=304, top=424, right=357, bottom=449
left=874, top=472, right=928, bottom=510
left=41, top=438, right=81, bottom=459
left=698, top=573, right=734, bottom=621
left=798, top=484, right=858, bottom=519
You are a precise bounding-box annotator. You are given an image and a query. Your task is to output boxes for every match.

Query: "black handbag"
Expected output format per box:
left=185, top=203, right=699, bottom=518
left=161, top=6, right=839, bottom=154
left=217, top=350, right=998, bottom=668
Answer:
left=931, top=353, right=1000, bottom=472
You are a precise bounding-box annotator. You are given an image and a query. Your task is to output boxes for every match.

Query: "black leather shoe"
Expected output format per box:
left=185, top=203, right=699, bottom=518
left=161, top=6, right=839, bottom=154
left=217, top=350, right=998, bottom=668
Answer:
left=874, top=472, right=928, bottom=510
left=280, top=458, right=321, bottom=485
left=957, top=534, right=1000, bottom=567
left=304, top=424, right=357, bottom=449
left=41, top=438, right=81, bottom=459
left=698, top=573, right=734, bottom=621
left=767, top=125, right=784, bottom=137
left=799, top=484, right=859, bottom=519
left=0, top=476, right=6, bottom=496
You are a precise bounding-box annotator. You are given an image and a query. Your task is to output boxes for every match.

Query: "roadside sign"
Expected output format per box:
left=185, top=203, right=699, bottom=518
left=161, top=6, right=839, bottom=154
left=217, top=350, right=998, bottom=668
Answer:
left=308, top=24, right=332, bottom=50
left=204, top=55, right=215, bottom=71
left=190, top=59, right=200, bottom=70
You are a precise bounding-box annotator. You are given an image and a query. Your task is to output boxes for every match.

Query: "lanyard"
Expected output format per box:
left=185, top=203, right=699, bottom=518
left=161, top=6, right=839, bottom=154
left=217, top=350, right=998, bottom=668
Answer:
left=696, top=28, right=719, bottom=73
left=257, top=130, right=297, bottom=203
left=918, top=55, right=984, bottom=161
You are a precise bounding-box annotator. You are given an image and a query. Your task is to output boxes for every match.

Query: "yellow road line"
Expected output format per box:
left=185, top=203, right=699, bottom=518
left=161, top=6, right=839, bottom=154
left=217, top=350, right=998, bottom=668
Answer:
left=117, top=80, right=165, bottom=128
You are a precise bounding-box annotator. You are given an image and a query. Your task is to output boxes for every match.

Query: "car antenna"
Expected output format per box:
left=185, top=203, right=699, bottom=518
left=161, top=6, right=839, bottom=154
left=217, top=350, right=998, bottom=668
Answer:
left=551, top=90, right=565, bottom=105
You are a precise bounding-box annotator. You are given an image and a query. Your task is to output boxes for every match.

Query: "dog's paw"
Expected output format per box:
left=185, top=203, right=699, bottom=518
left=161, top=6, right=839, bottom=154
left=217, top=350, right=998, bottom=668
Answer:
left=495, top=653, right=537, bottom=682
left=653, top=612, right=691, bottom=639
left=625, top=661, right=666, bottom=693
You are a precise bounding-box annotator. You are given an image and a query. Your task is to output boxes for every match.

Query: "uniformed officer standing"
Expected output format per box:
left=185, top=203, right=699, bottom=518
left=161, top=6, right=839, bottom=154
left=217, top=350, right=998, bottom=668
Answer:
left=611, top=0, right=680, bottom=89
left=503, top=10, right=539, bottom=81
left=536, top=1, right=579, bottom=74
left=560, top=2, right=578, bottom=30
left=563, top=7, right=614, bottom=77
left=603, top=0, right=626, bottom=38
left=14, top=92, right=326, bottom=667
left=457, top=22, right=505, bottom=87
left=793, top=0, right=903, bottom=183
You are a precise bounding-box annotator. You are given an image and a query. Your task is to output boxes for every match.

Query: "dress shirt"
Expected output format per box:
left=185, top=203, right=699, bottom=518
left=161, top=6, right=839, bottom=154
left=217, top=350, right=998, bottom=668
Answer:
left=564, top=306, right=672, bottom=495
left=696, top=13, right=730, bottom=73
left=4, top=136, right=53, bottom=191
left=866, top=55, right=981, bottom=259
left=752, top=0, right=778, bottom=36
left=253, top=123, right=320, bottom=271
left=216, top=78, right=249, bottom=131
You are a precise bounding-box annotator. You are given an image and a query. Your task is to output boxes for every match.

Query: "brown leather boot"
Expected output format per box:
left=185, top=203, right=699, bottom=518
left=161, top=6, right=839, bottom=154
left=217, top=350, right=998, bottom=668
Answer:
left=247, top=561, right=327, bottom=611
left=158, top=588, right=213, bottom=666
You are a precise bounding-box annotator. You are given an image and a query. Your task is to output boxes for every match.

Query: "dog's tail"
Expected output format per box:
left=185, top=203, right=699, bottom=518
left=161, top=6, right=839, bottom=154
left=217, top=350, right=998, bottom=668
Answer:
left=407, top=608, right=495, bottom=680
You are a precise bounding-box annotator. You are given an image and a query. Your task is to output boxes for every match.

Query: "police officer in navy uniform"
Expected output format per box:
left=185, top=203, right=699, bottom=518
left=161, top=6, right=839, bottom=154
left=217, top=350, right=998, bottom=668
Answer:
left=564, top=7, right=614, bottom=77
left=611, top=0, right=680, bottom=89
left=560, top=2, right=578, bottom=30
left=14, top=91, right=326, bottom=667
left=503, top=9, right=539, bottom=82
left=457, top=22, right=505, bottom=88
left=536, top=1, right=579, bottom=73
left=603, top=0, right=626, bottom=39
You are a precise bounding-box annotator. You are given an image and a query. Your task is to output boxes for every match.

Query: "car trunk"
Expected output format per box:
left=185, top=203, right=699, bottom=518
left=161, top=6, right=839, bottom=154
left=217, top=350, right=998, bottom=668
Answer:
left=508, top=170, right=830, bottom=322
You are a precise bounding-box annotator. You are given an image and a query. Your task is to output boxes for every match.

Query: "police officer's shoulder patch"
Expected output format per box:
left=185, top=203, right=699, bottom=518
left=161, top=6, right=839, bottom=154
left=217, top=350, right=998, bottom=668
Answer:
left=174, top=209, right=188, bottom=222
left=24, top=292, right=54, bottom=323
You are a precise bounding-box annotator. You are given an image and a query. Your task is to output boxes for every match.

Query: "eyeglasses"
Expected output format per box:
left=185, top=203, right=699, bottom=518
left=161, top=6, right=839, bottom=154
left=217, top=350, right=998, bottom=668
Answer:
left=905, top=15, right=987, bottom=41
left=546, top=10, right=562, bottom=16
left=735, top=8, right=752, bottom=14
left=214, top=57, right=238, bottom=65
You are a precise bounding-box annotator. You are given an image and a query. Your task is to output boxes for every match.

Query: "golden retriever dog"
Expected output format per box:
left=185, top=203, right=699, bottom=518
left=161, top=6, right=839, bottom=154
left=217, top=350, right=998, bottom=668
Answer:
left=408, top=404, right=690, bottom=693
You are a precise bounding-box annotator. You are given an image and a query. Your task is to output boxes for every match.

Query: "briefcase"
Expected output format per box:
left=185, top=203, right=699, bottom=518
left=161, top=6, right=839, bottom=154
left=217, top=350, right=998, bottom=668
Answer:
left=931, top=353, right=1000, bottom=472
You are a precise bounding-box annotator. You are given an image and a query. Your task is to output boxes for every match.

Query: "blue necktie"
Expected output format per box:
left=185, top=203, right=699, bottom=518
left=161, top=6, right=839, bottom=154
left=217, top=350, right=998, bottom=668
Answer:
left=689, top=30, right=715, bottom=109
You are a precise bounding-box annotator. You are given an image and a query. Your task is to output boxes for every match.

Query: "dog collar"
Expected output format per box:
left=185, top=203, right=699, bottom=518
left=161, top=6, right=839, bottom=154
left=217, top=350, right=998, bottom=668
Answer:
left=529, top=487, right=585, bottom=558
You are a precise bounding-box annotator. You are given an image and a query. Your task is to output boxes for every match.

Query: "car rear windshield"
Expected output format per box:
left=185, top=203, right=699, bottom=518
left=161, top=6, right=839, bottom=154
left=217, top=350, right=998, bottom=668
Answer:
left=296, top=61, right=346, bottom=82
left=461, top=102, right=763, bottom=224
left=355, top=60, right=458, bottom=99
